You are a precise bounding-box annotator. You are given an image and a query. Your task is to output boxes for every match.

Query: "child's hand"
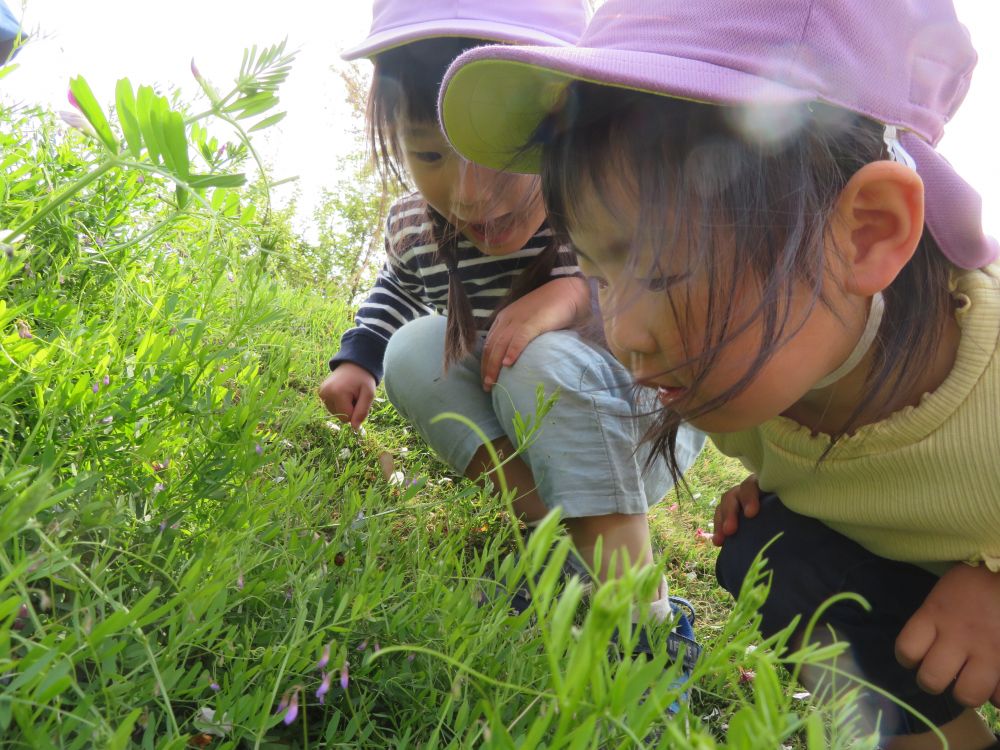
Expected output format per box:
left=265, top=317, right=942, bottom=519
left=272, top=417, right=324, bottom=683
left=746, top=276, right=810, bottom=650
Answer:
left=712, top=475, right=760, bottom=546
left=896, top=563, right=1000, bottom=708
left=318, top=363, right=377, bottom=430
left=481, top=276, right=590, bottom=391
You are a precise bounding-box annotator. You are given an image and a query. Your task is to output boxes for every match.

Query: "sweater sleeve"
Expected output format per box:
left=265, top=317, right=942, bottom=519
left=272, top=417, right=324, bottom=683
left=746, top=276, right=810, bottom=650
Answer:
left=329, top=210, right=434, bottom=383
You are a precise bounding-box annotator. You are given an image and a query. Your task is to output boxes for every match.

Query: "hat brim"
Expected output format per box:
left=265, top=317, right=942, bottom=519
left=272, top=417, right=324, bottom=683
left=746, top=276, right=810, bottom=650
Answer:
left=341, top=19, right=578, bottom=61
left=440, top=44, right=809, bottom=174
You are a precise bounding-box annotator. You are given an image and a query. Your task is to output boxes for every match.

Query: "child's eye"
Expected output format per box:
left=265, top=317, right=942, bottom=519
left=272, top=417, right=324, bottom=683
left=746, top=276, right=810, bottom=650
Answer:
left=640, top=273, right=690, bottom=292
left=412, top=151, right=442, bottom=163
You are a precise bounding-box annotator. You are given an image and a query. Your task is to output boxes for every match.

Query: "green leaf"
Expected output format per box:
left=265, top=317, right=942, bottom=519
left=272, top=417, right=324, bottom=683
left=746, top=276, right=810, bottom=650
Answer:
left=69, top=76, right=118, bottom=153
left=114, top=78, right=142, bottom=159
left=248, top=111, right=287, bottom=133
left=163, top=110, right=189, bottom=179
left=109, top=709, right=142, bottom=750
left=151, top=94, right=177, bottom=174
left=135, top=85, right=163, bottom=165
left=176, top=185, right=189, bottom=210
left=188, top=173, right=246, bottom=190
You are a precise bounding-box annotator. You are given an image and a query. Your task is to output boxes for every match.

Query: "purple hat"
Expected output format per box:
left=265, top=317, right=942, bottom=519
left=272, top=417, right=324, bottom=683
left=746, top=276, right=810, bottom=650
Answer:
left=341, top=0, right=589, bottom=61
left=440, top=0, right=998, bottom=269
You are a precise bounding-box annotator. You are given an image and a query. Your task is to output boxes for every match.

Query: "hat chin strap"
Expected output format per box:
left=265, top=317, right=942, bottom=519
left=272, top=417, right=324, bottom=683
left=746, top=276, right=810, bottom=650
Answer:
left=810, top=292, right=885, bottom=391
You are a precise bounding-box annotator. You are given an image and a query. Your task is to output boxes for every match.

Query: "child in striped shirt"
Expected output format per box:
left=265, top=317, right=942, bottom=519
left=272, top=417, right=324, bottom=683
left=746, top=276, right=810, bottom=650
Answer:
left=320, top=0, right=704, bottom=653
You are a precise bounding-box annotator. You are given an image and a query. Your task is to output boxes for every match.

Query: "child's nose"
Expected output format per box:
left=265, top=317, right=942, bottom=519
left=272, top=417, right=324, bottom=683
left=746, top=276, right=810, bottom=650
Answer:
left=604, top=300, right=657, bottom=360
left=454, top=161, right=497, bottom=213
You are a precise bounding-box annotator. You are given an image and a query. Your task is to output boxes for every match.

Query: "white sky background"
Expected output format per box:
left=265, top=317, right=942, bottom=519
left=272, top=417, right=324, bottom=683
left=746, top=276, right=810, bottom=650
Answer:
left=2, top=0, right=997, bottom=240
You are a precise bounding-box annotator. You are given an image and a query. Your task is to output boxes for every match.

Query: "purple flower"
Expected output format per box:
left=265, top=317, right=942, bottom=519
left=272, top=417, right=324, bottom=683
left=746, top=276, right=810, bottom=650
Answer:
left=340, top=660, right=349, bottom=690
left=274, top=691, right=289, bottom=715
left=210, top=682, right=220, bottom=692
left=158, top=520, right=167, bottom=533
left=67, top=90, right=80, bottom=110
left=12, top=604, right=28, bottom=630
left=136, top=175, right=145, bottom=185
left=282, top=689, right=299, bottom=725
left=103, top=375, right=110, bottom=386
left=190, top=59, right=203, bottom=82
left=356, top=639, right=368, bottom=652
left=153, top=483, right=165, bottom=495
left=100, top=416, right=113, bottom=425
left=227, top=272, right=235, bottom=283
left=16, top=321, right=32, bottom=339
left=373, top=642, right=381, bottom=654
left=59, top=110, right=91, bottom=134
left=316, top=642, right=331, bottom=670
left=316, top=671, right=332, bottom=704
left=236, top=573, right=244, bottom=590
left=92, top=382, right=99, bottom=393
left=407, top=653, right=416, bottom=662
left=255, top=443, right=263, bottom=456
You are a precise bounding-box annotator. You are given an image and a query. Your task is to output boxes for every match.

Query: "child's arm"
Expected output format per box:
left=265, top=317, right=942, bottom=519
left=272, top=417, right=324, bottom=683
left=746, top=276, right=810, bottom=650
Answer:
left=712, top=474, right=761, bottom=546
left=323, top=202, right=435, bottom=425
left=480, top=275, right=590, bottom=391
left=896, top=562, right=1000, bottom=708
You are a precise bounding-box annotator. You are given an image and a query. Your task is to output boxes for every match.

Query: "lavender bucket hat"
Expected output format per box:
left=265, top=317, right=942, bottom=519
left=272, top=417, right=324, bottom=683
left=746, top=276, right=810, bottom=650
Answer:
left=341, top=0, right=589, bottom=61
left=439, top=0, right=998, bottom=270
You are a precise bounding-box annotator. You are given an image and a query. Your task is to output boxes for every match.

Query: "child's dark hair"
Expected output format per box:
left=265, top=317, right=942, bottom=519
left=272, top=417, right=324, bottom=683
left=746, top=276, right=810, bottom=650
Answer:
left=368, top=38, right=561, bottom=367
left=533, top=84, right=953, bottom=479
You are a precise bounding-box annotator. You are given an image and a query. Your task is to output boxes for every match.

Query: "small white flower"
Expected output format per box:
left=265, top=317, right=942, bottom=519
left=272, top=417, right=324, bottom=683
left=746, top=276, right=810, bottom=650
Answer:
left=388, top=471, right=405, bottom=486
left=339, top=448, right=351, bottom=460
left=325, top=421, right=342, bottom=433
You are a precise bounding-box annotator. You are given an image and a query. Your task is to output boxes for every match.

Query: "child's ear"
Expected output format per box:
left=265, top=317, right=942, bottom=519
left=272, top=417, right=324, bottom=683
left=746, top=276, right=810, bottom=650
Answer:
left=830, top=161, right=925, bottom=296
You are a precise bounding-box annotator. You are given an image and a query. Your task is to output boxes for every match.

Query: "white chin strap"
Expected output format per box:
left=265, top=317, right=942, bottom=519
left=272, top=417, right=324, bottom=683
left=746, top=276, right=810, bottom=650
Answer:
left=811, top=292, right=885, bottom=391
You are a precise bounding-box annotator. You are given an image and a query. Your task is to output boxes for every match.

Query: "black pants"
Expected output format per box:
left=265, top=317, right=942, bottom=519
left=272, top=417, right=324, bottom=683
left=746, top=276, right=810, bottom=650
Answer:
left=716, top=494, right=966, bottom=737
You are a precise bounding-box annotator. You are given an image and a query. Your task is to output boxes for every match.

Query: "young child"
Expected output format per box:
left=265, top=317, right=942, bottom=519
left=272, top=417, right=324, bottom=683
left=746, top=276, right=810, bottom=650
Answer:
left=438, top=1, right=1000, bottom=748
left=321, top=0, right=705, bottom=661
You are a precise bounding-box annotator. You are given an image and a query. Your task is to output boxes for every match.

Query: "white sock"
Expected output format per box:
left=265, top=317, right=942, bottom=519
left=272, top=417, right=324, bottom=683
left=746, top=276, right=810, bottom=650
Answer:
left=634, top=577, right=672, bottom=624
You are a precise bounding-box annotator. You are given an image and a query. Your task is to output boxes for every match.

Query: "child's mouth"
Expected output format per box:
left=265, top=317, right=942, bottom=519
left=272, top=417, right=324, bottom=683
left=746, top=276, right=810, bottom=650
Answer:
left=465, top=213, right=517, bottom=247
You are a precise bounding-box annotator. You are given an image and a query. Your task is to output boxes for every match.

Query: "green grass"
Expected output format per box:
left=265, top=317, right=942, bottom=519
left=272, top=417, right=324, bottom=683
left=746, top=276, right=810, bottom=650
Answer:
left=2, top=85, right=994, bottom=749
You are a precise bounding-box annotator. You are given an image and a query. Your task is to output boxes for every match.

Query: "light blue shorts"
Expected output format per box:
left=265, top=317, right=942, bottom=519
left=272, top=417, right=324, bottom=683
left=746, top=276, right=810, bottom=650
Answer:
left=383, top=315, right=705, bottom=518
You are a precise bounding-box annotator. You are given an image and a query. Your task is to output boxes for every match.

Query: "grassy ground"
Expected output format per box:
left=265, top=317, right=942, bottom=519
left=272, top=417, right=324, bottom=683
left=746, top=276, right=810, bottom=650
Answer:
left=4, top=102, right=997, bottom=749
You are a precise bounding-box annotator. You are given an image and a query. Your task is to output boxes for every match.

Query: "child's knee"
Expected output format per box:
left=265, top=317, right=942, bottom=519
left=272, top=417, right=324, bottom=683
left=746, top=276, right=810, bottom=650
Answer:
left=383, top=316, right=448, bottom=406
left=715, top=494, right=792, bottom=595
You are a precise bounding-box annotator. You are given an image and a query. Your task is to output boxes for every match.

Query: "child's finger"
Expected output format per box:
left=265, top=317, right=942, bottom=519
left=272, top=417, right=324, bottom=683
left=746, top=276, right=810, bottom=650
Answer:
left=737, top=475, right=761, bottom=518
left=499, top=329, right=533, bottom=369
left=952, top=661, right=1000, bottom=708
left=895, top=612, right=937, bottom=669
left=481, top=324, right=510, bottom=391
left=712, top=492, right=740, bottom=545
left=351, top=387, right=375, bottom=430
left=915, top=639, right=966, bottom=696
left=322, top=390, right=354, bottom=423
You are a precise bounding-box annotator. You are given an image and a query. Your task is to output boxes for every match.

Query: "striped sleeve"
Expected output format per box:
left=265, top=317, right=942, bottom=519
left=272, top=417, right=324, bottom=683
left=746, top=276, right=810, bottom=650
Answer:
left=551, top=242, right=582, bottom=278
left=329, top=199, right=435, bottom=383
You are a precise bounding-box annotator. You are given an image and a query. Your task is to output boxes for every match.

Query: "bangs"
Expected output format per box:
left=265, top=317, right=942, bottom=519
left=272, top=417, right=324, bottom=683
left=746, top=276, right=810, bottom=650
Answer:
left=368, top=37, right=486, bottom=185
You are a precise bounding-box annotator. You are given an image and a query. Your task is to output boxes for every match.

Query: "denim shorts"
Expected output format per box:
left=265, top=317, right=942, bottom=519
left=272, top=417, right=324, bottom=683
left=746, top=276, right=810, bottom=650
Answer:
left=383, top=315, right=705, bottom=518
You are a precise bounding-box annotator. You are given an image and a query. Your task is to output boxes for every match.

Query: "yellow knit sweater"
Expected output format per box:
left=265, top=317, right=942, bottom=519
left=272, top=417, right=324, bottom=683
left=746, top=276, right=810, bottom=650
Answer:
left=712, top=264, right=1000, bottom=572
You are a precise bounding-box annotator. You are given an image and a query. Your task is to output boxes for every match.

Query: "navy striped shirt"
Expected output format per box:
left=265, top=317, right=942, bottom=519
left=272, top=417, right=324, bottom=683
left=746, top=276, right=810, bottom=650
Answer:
left=330, top=193, right=580, bottom=382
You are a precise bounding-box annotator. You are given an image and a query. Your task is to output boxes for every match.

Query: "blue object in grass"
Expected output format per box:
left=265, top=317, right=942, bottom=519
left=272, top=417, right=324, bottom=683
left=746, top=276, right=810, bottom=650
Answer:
left=1, top=0, right=26, bottom=63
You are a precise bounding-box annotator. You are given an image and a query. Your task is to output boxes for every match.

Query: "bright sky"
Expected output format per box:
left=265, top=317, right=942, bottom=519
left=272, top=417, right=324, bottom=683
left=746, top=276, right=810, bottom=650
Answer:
left=2, top=0, right=998, bottom=239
